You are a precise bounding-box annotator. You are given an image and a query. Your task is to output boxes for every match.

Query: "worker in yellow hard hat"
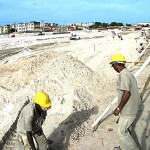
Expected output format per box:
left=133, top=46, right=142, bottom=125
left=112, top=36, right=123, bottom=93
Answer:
left=110, top=54, right=141, bottom=150
left=110, top=53, right=126, bottom=65
left=17, top=92, right=52, bottom=150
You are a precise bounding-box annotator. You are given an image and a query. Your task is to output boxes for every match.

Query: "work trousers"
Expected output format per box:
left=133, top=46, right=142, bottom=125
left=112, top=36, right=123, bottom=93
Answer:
left=17, top=131, right=49, bottom=150
left=118, top=114, right=140, bottom=150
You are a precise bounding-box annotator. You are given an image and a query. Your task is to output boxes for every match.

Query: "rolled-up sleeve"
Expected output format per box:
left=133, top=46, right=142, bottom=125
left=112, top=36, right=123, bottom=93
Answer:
left=118, top=72, right=131, bottom=91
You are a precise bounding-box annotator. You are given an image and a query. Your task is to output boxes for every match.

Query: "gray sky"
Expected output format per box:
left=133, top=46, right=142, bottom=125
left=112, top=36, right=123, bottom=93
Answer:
left=0, top=0, right=149, bottom=25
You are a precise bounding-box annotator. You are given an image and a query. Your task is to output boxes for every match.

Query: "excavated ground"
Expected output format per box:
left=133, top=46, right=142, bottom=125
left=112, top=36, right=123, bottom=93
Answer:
left=0, top=31, right=149, bottom=150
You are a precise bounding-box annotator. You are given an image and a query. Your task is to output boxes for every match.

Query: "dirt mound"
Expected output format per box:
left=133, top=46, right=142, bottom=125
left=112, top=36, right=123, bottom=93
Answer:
left=0, top=49, right=103, bottom=148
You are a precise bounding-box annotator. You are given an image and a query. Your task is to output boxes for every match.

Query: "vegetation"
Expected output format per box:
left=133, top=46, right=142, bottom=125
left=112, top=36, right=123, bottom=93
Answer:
left=110, top=22, right=123, bottom=26
left=8, top=28, right=16, bottom=33
left=126, top=23, right=132, bottom=26
left=89, top=22, right=125, bottom=29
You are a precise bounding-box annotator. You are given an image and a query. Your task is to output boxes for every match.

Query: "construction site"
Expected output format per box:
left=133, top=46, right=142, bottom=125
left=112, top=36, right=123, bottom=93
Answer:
left=0, top=30, right=150, bottom=150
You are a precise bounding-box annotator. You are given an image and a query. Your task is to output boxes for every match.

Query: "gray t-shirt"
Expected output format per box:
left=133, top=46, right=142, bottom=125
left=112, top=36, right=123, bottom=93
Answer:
left=17, top=102, right=46, bottom=135
left=117, top=68, right=141, bottom=115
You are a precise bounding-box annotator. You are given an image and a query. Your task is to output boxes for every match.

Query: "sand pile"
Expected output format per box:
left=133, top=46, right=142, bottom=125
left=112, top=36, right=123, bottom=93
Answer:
left=0, top=49, right=103, bottom=147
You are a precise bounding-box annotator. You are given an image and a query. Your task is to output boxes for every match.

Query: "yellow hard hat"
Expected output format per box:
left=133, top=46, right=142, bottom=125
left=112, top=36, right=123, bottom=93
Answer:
left=34, top=92, right=52, bottom=108
left=110, top=54, right=126, bottom=64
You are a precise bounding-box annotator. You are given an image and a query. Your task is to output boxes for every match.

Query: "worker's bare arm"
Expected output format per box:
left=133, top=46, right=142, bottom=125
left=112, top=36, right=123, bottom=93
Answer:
left=113, top=90, right=131, bottom=116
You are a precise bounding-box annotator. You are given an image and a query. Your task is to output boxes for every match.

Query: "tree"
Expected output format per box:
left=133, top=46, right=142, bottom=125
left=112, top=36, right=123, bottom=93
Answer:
left=95, top=22, right=102, bottom=27
left=110, top=22, right=123, bottom=26
left=126, top=24, right=132, bottom=26
left=145, top=24, right=149, bottom=27
left=101, top=23, right=109, bottom=28
left=8, top=28, right=16, bottom=33
left=110, top=22, right=117, bottom=26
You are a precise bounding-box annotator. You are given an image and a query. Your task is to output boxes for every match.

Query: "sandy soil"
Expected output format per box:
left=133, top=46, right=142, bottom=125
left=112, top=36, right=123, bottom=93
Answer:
left=0, top=30, right=148, bottom=150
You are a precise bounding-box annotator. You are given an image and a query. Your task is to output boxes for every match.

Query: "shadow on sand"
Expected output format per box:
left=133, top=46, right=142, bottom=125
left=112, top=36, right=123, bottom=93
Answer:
left=132, top=88, right=150, bottom=150
left=48, top=106, right=98, bottom=150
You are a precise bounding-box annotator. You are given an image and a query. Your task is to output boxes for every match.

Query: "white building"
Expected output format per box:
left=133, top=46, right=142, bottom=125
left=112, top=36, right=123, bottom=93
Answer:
left=0, top=26, right=3, bottom=34
left=137, top=22, right=150, bottom=26
left=3, top=25, right=10, bottom=33
left=15, top=21, right=41, bottom=32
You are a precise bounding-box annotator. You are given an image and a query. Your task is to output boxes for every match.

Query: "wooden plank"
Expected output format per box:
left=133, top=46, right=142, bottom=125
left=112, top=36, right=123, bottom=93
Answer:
left=126, top=61, right=144, bottom=64
left=140, top=74, right=150, bottom=99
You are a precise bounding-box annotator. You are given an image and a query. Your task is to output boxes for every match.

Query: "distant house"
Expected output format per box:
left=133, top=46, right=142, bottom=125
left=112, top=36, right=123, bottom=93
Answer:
left=135, top=26, right=142, bottom=30
left=16, top=21, right=41, bottom=32
left=137, top=22, right=150, bottom=26
left=54, top=25, right=68, bottom=34
left=40, top=23, right=58, bottom=32
left=0, top=24, right=16, bottom=34
left=107, top=26, right=121, bottom=30
left=3, top=25, right=10, bottom=33
left=0, top=26, right=3, bottom=34
left=16, top=23, right=28, bottom=32
left=67, top=26, right=75, bottom=31
left=43, top=23, right=58, bottom=27
left=27, top=21, right=41, bottom=31
left=126, top=26, right=137, bottom=31
left=41, top=26, right=57, bottom=32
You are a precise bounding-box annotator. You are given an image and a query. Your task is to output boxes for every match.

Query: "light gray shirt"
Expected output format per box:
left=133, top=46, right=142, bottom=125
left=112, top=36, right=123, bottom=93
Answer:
left=17, top=102, right=46, bottom=135
left=117, top=68, right=141, bottom=115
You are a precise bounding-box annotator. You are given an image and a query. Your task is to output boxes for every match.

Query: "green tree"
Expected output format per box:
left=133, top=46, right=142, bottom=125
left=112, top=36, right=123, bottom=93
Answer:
left=126, top=24, right=132, bottom=26
left=102, top=23, right=109, bottom=28
left=8, top=28, right=16, bottom=33
left=95, top=22, right=102, bottom=27
left=118, top=22, right=123, bottom=26
left=110, top=22, right=117, bottom=26
left=110, top=22, right=123, bottom=26
left=145, top=24, right=149, bottom=27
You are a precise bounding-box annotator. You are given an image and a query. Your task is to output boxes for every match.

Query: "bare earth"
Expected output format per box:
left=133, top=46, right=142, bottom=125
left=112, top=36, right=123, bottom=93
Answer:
left=0, top=30, right=149, bottom=150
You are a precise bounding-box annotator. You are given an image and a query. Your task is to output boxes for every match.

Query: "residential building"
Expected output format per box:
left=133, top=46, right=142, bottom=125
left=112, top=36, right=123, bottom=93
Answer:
left=0, top=26, right=3, bottom=34
left=138, top=22, right=150, bottom=26
left=67, top=26, right=75, bottom=31
left=27, top=21, right=41, bottom=31
left=3, top=25, right=10, bottom=33
left=54, top=25, right=68, bottom=34
left=16, top=23, right=28, bottom=32
left=40, top=23, right=58, bottom=32
left=15, top=21, right=41, bottom=32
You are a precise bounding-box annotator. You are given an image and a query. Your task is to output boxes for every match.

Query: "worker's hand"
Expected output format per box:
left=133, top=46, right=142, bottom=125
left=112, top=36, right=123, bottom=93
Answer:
left=36, top=128, right=43, bottom=136
left=112, top=108, right=120, bottom=116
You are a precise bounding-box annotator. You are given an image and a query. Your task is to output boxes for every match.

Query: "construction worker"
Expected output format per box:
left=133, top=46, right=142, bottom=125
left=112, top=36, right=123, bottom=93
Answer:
left=110, top=54, right=141, bottom=150
left=112, top=31, right=116, bottom=38
left=17, top=92, right=51, bottom=150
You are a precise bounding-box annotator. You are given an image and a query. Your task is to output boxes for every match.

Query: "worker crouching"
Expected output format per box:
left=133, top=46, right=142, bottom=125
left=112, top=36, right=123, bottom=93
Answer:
left=17, top=92, right=52, bottom=150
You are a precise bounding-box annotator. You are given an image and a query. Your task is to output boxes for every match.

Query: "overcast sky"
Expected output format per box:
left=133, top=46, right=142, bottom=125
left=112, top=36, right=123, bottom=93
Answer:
left=0, top=0, right=149, bottom=25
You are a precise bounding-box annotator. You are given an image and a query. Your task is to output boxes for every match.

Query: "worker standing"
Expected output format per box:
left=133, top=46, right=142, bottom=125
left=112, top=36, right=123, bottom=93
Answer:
left=17, top=92, right=52, bottom=150
left=112, top=31, right=116, bottom=38
left=110, top=54, right=141, bottom=150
